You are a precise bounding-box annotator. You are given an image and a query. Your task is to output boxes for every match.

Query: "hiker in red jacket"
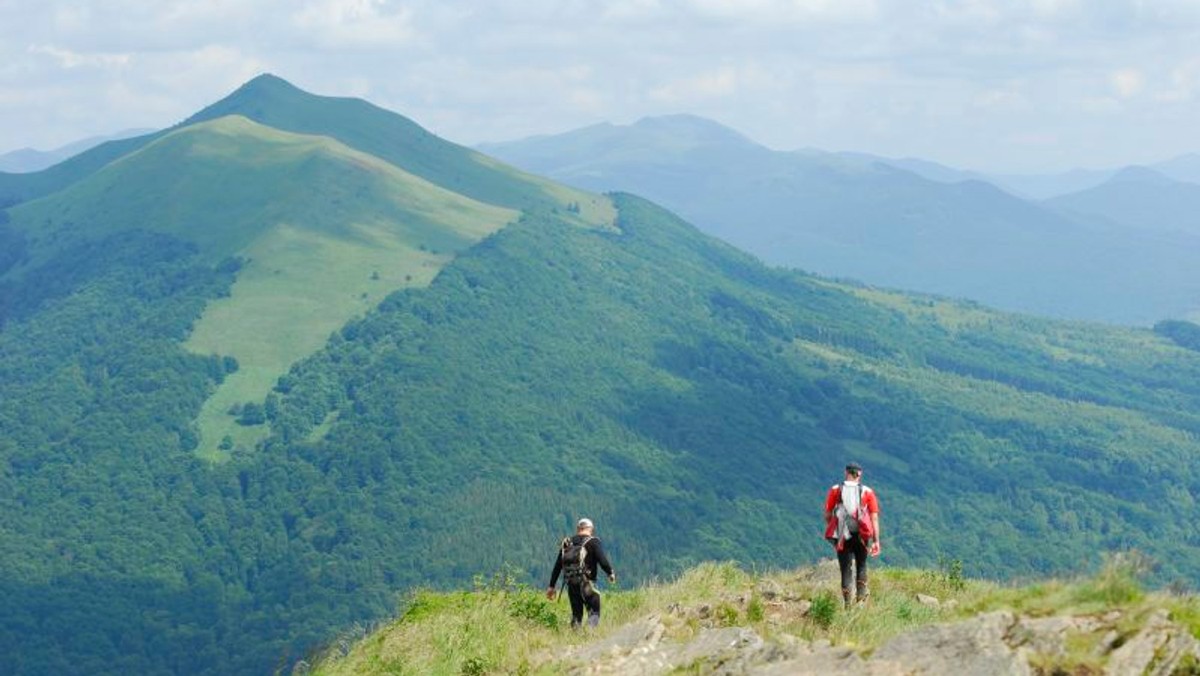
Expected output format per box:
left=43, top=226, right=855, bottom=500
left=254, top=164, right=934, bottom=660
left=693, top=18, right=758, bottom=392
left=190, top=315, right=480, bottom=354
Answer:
left=824, top=462, right=881, bottom=608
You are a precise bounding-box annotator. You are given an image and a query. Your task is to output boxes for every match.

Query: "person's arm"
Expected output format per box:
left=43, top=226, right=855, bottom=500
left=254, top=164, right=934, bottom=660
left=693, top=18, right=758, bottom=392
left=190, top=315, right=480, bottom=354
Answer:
left=590, top=538, right=616, bottom=583
left=547, top=551, right=563, bottom=599
left=868, top=492, right=881, bottom=555
left=824, top=486, right=839, bottom=527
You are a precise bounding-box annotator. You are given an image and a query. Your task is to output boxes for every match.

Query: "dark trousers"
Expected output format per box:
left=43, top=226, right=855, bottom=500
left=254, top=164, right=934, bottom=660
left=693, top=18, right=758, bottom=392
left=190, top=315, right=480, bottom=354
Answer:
left=567, top=581, right=601, bottom=628
left=837, top=537, right=869, bottom=605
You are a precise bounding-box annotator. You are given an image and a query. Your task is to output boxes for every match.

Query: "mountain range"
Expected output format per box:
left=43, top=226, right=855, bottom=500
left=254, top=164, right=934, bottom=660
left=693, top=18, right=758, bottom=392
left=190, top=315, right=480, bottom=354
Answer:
left=838, top=150, right=1200, bottom=199
left=0, top=129, right=154, bottom=174
left=3, top=77, right=1200, bottom=675
left=481, top=116, right=1200, bottom=325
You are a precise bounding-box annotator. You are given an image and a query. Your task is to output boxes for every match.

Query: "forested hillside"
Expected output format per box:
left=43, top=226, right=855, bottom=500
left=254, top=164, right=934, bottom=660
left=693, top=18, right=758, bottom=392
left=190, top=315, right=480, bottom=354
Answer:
left=2, top=78, right=1200, bottom=675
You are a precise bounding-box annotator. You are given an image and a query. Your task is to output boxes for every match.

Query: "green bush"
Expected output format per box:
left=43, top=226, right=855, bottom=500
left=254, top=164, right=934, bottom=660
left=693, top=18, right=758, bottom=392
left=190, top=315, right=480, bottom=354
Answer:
left=746, top=595, right=764, bottom=622
left=810, top=591, right=838, bottom=629
left=509, top=592, right=559, bottom=630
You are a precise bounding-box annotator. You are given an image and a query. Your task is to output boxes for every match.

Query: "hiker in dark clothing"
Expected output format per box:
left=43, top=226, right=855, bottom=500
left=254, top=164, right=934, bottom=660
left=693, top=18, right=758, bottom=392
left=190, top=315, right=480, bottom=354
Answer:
left=546, top=518, right=616, bottom=628
left=824, top=462, right=881, bottom=608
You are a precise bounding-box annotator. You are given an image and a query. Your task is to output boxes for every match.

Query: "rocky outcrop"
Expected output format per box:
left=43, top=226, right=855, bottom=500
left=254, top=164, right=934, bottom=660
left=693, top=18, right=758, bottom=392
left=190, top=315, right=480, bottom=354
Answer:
left=871, top=611, right=1030, bottom=675
left=1105, top=609, right=1200, bottom=676
left=551, top=604, right=1200, bottom=675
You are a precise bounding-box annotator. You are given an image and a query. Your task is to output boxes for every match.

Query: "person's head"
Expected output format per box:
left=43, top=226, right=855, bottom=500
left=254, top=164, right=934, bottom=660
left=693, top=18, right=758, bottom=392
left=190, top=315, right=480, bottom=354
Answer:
left=844, top=462, right=863, bottom=480
left=576, top=518, right=594, bottom=535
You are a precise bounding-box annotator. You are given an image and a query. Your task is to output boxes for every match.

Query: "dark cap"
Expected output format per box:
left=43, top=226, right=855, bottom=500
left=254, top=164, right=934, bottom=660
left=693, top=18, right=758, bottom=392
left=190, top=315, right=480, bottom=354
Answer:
left=845, top=462, right=863, bottom=473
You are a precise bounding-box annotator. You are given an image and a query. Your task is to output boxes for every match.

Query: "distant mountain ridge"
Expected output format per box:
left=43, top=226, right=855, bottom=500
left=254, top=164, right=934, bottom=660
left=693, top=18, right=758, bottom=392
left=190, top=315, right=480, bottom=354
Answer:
left=0, top=128, right=154, bottom=173
left=481, top=115, right=1200, bottom=325
left=1045, top=164, right=1200, bottom=238
left=817, top=150, right=1200, bottom=199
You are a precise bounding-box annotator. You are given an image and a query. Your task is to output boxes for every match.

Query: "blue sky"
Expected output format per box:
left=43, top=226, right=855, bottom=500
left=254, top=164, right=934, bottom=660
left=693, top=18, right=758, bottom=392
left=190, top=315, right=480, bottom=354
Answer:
left=2, top=0, right=1199, bottom=172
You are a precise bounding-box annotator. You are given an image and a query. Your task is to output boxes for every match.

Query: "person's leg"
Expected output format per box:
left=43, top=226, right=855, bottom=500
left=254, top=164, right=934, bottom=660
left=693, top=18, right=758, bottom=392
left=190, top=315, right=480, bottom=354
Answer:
left=853, top=539, right=870, bottom=603
left=584, top=585, right=601, bottom=628
left=567, top=584, right=585, bottom=628
left=836, top=544, right=854, bottom=608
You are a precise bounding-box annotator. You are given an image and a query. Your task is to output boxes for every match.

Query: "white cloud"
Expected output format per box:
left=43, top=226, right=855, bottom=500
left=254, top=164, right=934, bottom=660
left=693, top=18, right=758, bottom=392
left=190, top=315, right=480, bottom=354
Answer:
left=691, top=0, right=880, bottom=22
left=28, top=44, right=131, bottom=69
left=599, top=0, right=666, bottom=21
left=1110, top=67, right=1144, bottom=99
left=292, top=0, right=415, bottom=48
left=650, top=66, right=740, bottom=103
left=1158, top=58, right=1200, bottom=102
left=1027, top=0, right=1081, bottom=18
left=973, top=85, right=1030, bottom=111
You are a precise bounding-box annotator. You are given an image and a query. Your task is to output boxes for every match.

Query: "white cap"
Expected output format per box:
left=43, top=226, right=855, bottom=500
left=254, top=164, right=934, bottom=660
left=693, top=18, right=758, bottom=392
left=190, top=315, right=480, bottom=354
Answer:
left=577, top=518, right=594, bottom=530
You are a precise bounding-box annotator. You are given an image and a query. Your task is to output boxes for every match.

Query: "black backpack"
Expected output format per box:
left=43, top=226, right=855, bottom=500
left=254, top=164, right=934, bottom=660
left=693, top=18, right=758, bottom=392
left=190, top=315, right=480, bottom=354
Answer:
left=560, top=536, right=594, bottom=586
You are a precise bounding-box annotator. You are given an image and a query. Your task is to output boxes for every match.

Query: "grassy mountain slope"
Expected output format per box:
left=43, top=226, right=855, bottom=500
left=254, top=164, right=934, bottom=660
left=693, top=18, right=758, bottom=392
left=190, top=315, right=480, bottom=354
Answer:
left=0, top=133, right=163, bottom=207
left=482, top=116, right=1199, bottom=324
left=183, top=74, right=608, bottom=221
left=5, top=114, right=523, bottom=457
left=1, top=75, right=615, bottom=457
left=0, top=74, right=611, bottom=226
left=0, top=128, right=154, bottom=174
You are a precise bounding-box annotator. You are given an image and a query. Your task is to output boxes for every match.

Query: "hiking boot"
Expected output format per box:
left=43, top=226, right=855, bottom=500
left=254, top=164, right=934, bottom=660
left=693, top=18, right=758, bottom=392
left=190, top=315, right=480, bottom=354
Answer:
left=856, top=581, right=869, bottom=605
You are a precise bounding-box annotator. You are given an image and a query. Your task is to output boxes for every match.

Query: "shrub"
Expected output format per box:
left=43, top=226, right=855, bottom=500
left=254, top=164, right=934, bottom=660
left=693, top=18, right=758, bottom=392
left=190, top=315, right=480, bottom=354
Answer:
left=810, top=591, right=838, bottom=629
left=509, top=592, right=558, bottom=630
left=746, top=595, right=764, bottom=622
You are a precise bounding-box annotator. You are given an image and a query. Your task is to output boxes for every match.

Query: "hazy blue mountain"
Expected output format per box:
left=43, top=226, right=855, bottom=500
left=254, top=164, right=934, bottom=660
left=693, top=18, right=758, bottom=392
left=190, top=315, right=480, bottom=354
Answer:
left=1152, top=153, right=1200, bottom=185
left=0, top=129, right=155, bottom=173
left=1045, top=165, right=1200, bottom=237
left=977, top=155, right=1200, bottom=200
left=980, top=168, right=1117, bottom=199
left=825, top=150, right=992, bottom=186
left=481, top=115, right=1200, bottom=324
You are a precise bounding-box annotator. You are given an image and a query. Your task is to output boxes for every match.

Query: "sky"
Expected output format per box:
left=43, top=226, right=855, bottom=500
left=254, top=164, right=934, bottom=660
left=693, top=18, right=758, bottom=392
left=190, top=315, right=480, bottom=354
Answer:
left=2, top=0, right=1200, bottom=173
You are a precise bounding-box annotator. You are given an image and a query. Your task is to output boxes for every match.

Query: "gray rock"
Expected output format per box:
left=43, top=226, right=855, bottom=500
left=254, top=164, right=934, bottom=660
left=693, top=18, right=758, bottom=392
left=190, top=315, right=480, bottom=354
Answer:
left=567, top=614, right=665, bottom=665
left=757, top=579, right=784, bottom=601
left=753, top=639, right=906, bottom=676
left=1010, top=615, right=1105, bottom=657
left=765, top=599, right=813, bottom=625
left=871, top=611, right=1031, bottom=676
left=1105, top=609, right=1200, bottom=676
left=672, top=626, right=763, bottom=667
